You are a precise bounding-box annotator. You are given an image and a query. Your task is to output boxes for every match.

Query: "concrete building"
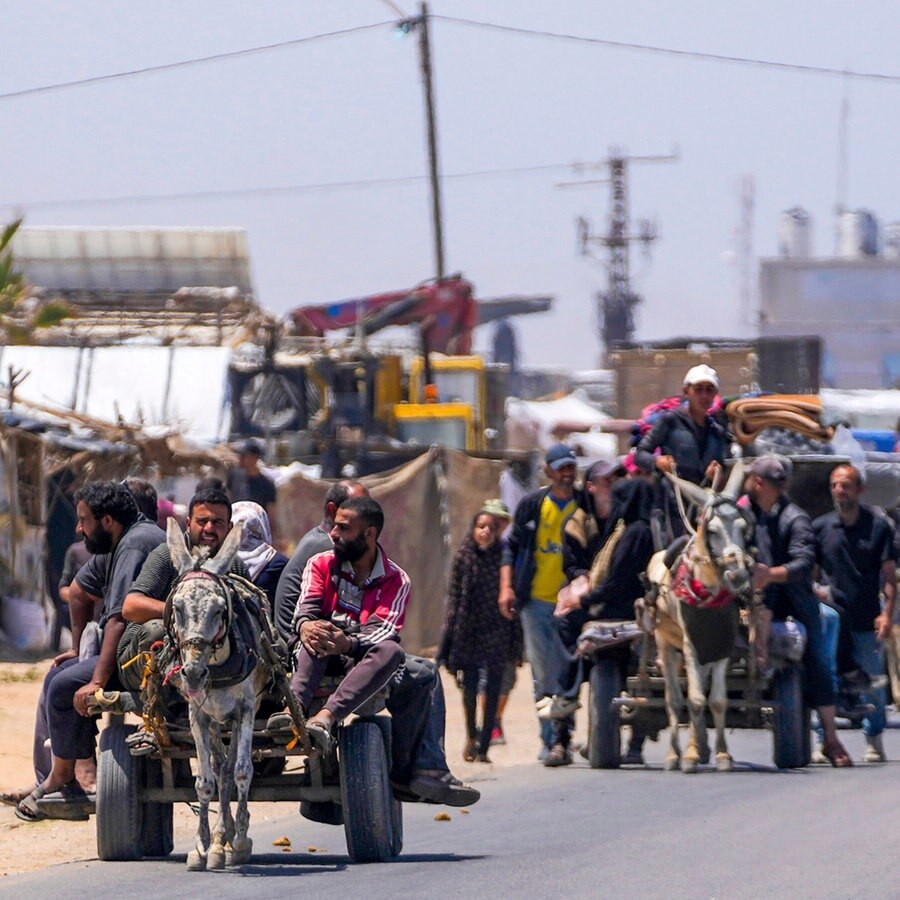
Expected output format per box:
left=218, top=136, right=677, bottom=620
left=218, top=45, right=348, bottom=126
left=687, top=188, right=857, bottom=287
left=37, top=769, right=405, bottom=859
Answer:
left=759, top=210, right=900, bottom=389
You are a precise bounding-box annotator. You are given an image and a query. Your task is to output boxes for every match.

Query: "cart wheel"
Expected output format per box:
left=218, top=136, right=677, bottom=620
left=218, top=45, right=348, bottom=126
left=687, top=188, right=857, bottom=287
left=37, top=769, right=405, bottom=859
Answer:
left=588, top=658, right=622, bottom=769
left=140, top=757, right=187, bottom=857
left=97, top=721, right=144, bottom=861
left=339, top=718, right=401, bottom=862
left=772, top=665, right=808, bottom=769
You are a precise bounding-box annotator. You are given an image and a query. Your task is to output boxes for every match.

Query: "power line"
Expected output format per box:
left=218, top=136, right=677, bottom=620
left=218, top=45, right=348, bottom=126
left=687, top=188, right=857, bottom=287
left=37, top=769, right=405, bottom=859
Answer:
left=0, top=161, right=579, bottom=210
left=0, top=21, right=395, bottom=103
left=432, top=14, right=900, bottom=85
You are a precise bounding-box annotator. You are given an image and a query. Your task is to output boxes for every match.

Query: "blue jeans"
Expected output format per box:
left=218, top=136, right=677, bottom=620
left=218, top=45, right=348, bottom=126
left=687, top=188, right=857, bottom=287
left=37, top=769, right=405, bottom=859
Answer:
left=851, top=631, right=886, bottom=738
left=819, top=603, right=840, bottom=695
left=520, top=598, right=572, bottom=748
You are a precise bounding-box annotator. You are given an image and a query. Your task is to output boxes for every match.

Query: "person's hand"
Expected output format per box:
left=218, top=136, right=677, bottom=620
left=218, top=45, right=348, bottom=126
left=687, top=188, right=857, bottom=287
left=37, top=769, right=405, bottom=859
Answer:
left=655, top=455, right=675, bottom=475
left=554, top=593, right=581, bottom=618
left=323, top=626, right=352, bottom=656
left=74, top=680, right=102, bottom=717
left=498, top=587, right=516, bottom=621
left=51, top=648, right=78, bottom=669
left=752, top=563, right=771, bottom=592
left=874, top=612, right=892, bottom=642
left=300, top=620, right=336, bottom=658
left=705, top=460, right=723, bottom=489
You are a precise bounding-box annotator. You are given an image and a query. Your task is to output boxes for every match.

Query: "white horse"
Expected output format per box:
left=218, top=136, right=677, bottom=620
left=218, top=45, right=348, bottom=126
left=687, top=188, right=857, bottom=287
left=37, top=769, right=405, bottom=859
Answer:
left=165, top=519, right=273, bottom=871
left=648, top=461, right=754, bottom=773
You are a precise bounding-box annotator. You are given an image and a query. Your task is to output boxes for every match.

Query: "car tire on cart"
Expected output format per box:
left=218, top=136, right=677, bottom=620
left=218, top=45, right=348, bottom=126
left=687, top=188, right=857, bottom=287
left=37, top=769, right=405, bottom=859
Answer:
left=140, top=757, right=185, bottom=858
left=772, top=664, right=808, bottom=769
left=97, top=721, right=144, bottom=861
left=339, top=717, right=402, bottom=862
left=588, top=657, right=622, bottom=769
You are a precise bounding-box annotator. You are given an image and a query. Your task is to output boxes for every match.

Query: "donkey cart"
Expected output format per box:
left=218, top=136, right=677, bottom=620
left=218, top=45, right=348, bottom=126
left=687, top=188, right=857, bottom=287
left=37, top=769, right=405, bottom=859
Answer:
left=579, top=614, right=810, bottom=770
left=93, top=681, right=402, bottom=865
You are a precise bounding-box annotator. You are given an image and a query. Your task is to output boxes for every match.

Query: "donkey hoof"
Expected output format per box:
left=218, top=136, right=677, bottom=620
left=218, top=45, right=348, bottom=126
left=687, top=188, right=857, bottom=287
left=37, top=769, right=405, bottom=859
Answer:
left=228, top=840, right=252, bottom=867
left=681, top=757, right=699, bottom=774
left=664, top=755, right=680, bottom=772
left=186, top=850, right=207, bottom=872
left=207, top=847, right=227, bottom=870
left=716, top=753, right=733, bottom=772
left=699, top=749, right=711, bottom=765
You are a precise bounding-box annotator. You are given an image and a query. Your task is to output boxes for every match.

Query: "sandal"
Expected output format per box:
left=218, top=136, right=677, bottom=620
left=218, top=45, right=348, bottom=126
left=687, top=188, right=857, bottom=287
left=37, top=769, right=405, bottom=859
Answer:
left=305, top=720, right=336, bottom=754
left=36, top=781, right=95, bottom=821
left=15, top=785, right=48, bottom=822
left=125, top=730, right=159, bottom=757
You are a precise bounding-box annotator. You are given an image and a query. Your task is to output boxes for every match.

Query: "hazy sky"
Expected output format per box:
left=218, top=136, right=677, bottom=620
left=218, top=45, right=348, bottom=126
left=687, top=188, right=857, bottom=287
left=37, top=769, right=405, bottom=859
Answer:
left=2, top=2, right=899, bottom=368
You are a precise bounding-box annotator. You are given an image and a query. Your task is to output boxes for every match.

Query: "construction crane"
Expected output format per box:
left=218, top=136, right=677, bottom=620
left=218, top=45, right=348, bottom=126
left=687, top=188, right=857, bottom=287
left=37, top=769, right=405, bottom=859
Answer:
left=562, top=147, right=678, bottom=358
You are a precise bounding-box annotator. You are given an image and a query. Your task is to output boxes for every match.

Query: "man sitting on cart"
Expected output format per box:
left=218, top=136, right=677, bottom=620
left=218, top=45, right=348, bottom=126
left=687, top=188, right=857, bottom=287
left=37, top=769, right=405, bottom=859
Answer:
left=287, top=496, right=408, bottom=752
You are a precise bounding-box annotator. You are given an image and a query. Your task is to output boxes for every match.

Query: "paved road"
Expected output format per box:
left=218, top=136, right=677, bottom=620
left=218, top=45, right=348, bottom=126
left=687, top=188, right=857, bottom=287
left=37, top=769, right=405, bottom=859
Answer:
left=7, top=725, right=900, bottom=900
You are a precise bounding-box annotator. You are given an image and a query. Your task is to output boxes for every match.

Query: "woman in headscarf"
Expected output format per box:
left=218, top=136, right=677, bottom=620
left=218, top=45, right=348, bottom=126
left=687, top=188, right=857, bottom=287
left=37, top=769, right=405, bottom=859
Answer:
left=231, top=501, right=288, bottom=607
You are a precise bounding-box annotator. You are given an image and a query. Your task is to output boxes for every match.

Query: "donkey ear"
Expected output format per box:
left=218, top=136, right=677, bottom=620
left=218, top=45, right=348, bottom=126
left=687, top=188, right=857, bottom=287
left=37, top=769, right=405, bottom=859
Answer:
left=167, top=517, right=194, bottom=575
left=664, top=471, right=709, bottom=509
left=203, top=523, right=242, bottom=578
left=722, top=459, right=745, bottom=501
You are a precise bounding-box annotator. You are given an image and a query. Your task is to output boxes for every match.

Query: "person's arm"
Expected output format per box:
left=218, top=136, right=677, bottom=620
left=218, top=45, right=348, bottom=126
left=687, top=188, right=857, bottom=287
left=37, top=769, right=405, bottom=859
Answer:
left=582, top=528, right=654, bottom=614
left=876, top=559, right=897, bottom=640
left=753, top=510, right=815, bottom=591
left=73, top=614, right=126, bottom=716
left=353, top=565, right=410, bottom=654
left=499, top=498, right=528, bottom=619
left=634, top=415, right=674, bottom=475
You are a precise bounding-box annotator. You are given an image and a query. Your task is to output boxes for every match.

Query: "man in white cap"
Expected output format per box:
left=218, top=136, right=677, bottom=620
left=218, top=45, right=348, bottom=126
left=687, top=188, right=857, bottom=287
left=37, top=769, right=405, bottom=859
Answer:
left=634, top=363, right=730, bottom=539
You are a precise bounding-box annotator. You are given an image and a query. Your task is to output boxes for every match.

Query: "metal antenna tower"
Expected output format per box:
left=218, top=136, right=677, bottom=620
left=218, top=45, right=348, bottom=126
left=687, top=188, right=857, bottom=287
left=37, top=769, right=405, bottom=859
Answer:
left=561, top=146, right=678, bottom=358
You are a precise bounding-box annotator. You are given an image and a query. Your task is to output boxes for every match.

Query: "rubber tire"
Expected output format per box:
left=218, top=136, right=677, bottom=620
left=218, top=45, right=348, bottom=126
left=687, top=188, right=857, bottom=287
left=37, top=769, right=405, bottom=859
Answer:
left=97, top=722, right=144, bottom=861
left=772, top=665, right=807, bottom=769
left=588, top=658, right=622, bottom=769
left=339, top=718, right=400, bottom=862
left=372, top=716, right=403, bottom=858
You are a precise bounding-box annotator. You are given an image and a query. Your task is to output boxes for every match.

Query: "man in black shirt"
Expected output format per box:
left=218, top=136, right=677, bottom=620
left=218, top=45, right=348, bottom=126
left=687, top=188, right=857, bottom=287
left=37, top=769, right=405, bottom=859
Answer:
left=228, top=439, right=278, bottom=538
left=3, top=482, right=165, bottom=820
left=746, top=455, right=853, bottom=768
left=814, top=464, right=896, bottom=762
left=119, top=488, right=249, bottom=688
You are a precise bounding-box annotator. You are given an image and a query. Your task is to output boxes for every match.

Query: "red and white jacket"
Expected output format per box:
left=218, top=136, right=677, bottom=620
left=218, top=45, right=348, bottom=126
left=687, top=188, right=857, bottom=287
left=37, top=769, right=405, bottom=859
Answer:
left=291, top=545, right=410, bottom=656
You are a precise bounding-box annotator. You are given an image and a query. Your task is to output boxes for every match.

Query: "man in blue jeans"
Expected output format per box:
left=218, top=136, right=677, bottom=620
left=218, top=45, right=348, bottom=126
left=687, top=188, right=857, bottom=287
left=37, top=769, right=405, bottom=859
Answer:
left=274, top=480, right=478, bottom=807
left=499, top=444, right=586, bottom=766
left=813, top=463, right=896, bottom=763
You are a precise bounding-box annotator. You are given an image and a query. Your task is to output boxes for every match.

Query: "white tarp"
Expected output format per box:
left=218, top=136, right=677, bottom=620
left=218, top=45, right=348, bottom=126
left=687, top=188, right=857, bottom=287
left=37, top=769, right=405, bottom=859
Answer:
left=821, top=388, right=900, bottom=431
left=0, top=345, right=231, bottom=442
left=506, top=389, right=616, bottom=457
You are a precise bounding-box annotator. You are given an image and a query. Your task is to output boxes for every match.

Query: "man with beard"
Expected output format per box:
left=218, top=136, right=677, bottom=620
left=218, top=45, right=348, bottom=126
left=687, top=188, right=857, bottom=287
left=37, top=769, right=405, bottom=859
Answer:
left=287, top=496, right=407, bottom=751
left=3, top=481, right=166, bottom=821
left=118, top=488, right=249, bottom=688
left=745, top=455, right=853, bottom=768
left=813, top=464, right=896, bottom=762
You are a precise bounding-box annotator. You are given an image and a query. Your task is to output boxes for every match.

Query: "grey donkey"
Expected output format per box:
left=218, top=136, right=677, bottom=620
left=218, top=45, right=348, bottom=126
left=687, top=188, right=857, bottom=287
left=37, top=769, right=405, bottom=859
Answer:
left=166, top=518, right=273, bottom=871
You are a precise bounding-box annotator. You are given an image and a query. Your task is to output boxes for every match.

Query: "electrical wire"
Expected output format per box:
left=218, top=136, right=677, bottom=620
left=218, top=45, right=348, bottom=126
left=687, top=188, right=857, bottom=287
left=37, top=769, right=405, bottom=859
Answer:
left=0, top=161, right=581, bottom=210
left=0, top=20, right=395, bottom=103
left=431, top=14, right=900, bottom=85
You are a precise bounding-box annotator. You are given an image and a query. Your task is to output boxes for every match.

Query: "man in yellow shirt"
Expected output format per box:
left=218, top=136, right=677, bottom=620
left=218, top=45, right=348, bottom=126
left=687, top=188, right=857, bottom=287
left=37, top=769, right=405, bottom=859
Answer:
left=499, top=444, right=584, bottom=765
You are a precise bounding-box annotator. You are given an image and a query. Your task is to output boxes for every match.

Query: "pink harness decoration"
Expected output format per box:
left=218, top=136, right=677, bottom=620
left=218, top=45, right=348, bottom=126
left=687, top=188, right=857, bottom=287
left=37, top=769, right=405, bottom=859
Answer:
left=671, top=561, right=733, bottom=610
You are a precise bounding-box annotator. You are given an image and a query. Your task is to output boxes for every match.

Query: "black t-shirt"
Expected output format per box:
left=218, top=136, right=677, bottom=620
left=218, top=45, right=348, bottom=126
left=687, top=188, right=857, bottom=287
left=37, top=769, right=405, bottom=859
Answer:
left=228, top=470, right=277, bottom=509
left=74, top=518, right=167, bottom=627
left=130, top=542, right=249, bottom=601
left=813, top=506, right=894, bottom=631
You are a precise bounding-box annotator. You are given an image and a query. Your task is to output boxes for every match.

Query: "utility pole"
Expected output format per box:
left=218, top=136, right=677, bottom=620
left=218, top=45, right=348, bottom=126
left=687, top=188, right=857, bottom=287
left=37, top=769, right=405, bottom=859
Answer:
left=413, top=2, right=444, bottom=281
left=562, top=147, right=677, bottom=361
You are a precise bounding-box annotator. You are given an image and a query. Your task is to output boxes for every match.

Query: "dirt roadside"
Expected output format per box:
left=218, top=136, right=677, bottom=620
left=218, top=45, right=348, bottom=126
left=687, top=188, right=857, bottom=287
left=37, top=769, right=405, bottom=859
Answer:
left=0, top=660, right=564, bottom=878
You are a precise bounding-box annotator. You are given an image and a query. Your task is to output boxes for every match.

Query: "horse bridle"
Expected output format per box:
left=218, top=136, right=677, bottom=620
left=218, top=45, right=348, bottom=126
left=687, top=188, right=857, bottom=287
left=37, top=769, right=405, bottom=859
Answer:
left=689, top=497, right=755, bottom=579
left=163, top=563, right=234, bottom=655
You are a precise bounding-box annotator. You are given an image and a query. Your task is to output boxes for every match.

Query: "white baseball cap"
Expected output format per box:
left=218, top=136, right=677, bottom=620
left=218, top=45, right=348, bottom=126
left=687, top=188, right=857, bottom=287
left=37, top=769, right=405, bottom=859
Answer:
left=683, top=364, right=719, bottom=389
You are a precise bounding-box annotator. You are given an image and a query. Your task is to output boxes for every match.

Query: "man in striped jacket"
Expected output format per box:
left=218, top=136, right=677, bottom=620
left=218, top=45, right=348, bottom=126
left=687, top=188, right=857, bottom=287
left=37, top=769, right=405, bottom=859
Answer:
left=290, top=496, right=408, bottom=750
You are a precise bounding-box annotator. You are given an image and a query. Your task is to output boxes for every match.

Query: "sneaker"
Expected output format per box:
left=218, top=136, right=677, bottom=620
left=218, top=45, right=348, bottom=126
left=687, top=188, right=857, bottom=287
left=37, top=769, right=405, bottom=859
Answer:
left=864, top=734, right=887, bottom=763
left=537, top=695, right=582, bottom=721
left=543, top=744, right=572, bottom=767
left=537, top=744, right=551, bottom=763
left=811, top=744, right=828, bottom=765
left=535, top=696, right=553, bottom=719
left=490, top=725, right=506, bottom=746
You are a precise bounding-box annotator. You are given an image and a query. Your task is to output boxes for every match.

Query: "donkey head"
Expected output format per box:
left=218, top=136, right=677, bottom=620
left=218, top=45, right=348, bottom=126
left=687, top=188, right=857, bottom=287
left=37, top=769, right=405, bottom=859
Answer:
left=167, top=517, right=243, bottom=699
left=668, top=461, right=754, bottom=598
